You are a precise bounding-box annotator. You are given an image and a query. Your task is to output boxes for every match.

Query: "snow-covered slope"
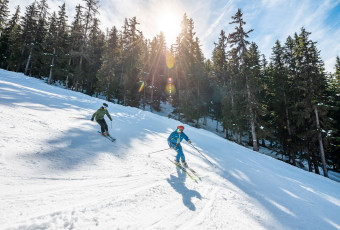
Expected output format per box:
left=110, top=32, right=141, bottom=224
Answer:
left=1, top=69, right=340, bottom=230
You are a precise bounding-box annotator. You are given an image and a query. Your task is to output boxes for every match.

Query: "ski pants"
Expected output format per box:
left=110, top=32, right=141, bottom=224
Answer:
left=174, top=144, right=186, bottom=163
left=96, top=119, right=108, bottom=133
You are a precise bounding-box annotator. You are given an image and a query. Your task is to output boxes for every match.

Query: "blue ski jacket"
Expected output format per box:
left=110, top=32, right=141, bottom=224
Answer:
left=168, top=130, right=190, bottom=148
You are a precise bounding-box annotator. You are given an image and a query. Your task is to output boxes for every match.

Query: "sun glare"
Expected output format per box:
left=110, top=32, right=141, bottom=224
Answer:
left=157, top=13, right=180, bottom=45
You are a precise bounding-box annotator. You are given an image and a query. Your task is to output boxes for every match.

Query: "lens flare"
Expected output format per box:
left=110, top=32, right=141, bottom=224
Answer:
left=166, top=51, right=175, bottom=69
left=165, top=83, right=176, bottom=96
left=138, top=81, right=145, bottom=93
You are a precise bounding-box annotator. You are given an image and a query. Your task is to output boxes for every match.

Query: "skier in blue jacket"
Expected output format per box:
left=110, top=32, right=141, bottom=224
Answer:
left=167, top=125, right=192, bottom=167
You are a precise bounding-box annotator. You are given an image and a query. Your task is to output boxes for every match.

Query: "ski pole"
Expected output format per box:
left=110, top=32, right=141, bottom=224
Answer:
left=69, top=117, right=90, bottom=120
left=189, top=143, right=216, bottom=168
left=111, top=120, right=112, bottom=129
left=148, top=148, right=171, bottom=157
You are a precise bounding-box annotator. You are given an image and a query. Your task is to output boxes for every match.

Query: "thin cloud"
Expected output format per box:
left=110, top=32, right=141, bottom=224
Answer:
left=237, top=0, right=340, bottom=72
left=201, top=0, right=234, bottom=44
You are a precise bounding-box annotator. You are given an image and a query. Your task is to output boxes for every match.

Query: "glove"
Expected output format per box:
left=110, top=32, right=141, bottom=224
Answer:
left=91, top=118, right=94, bottom=121
left=170, top=146, right=174, bottom=149
left=188, top=140, right=192, bottom=144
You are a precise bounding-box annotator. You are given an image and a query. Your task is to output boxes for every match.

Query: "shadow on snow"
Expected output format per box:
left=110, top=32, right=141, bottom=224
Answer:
left=167, top=167, right=201, bottom=211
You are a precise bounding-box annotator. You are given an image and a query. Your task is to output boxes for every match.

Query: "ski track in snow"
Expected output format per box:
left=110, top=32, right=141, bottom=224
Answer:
left=1, top=69, right=340, bottom=230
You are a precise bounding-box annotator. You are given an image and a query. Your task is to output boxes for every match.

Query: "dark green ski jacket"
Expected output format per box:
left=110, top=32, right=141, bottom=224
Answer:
left=91, top=107, right=112, bottom=121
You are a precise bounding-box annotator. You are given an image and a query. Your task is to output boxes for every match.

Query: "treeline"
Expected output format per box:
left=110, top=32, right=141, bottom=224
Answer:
left=0, top=0, right=339, bottom=176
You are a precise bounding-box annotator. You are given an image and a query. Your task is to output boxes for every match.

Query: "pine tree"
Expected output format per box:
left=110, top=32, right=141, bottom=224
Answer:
left=21, top=0, right=49, bottom=76
left=43, top=3, right=70, bottom=85
left=85, top=17, right=104, bottom=95
left=245, top=42, right=264, bottom=151
left=270, top=40, right=295, bottom=164
left=0, top=0, right=10, bottom=36
left=68, top=4, right=84, bottom=89
left=34, top=0, right=49, bottom=77
left=212, top=30, right=228, bottom=85
left=17, top=2, right=38, bottom=73
left=191, top=36, right=208, bottom=127
left=174, top=13, right=206, bottom=125
left=49, top=3, right=70, bottom=84
left=328, top=56, right=340, bottom=171
left=45, top=11, right=58, bottom=84
left=180, top=15, right=197, bottom=124
left=292, top=28, right=329, bottom=176
left=0, top=5, right=20, bottom=68
left=76, top=0, right=99, bottom=92
left=227, top=8, right=256, bottom=148
left=97, top=26, right=121, bottom=101
left=172, top=14, right=189, bottom=121
left=211, top=30, right=228, bottom=132
left=257, top=54, right=273, bottom=148
left=335, top=56, right=340, bottom=80
left=120, top=17, right=145, bottom=106
left=147, top=32, right=167, bottom=112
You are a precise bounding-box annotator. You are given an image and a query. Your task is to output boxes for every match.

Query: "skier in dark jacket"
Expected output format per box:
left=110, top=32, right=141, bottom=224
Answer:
left=91, top=103, right=112, bottom=136
left=167, top=125, right=192, bottom=167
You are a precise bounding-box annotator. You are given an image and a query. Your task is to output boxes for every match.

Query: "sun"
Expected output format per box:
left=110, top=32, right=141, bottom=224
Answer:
left=157, top=13, right=180, bottom=45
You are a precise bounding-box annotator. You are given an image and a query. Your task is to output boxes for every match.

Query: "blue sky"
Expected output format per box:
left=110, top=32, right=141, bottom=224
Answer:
left=9, top=0, right=340, bottom=72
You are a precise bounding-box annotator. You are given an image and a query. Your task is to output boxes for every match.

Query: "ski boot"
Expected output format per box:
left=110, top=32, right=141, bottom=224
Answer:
left=181, top=161, right=188, bottom=168
left=174, top=160, right=181, bottom=167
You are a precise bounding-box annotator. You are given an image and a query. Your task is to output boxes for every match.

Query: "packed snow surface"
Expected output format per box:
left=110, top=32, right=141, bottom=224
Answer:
left=0, top=69, right=340, bottom=230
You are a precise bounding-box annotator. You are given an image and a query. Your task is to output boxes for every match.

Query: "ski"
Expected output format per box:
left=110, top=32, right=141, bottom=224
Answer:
left=167, top=157, right=197, bottom=182
left=98, top=131, right=116, bottom=142
left=106, top=135, right=116, bottom=142
left=186, top=167, right=202, bottom=181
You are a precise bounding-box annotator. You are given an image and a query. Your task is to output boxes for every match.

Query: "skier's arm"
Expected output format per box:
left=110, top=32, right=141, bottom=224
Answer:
left=91, top=111, right=97, bottom=121
left=183, top=133, right=192, bottom=144
left=167, top=133, right=176, bottom=148
left=106, top=110, right=112, bottom=121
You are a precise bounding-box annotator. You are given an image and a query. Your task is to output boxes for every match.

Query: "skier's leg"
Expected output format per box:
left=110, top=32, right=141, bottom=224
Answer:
left=181, top=146, right=185, bottom=162
left=174, top=146, right=181, bottom=163
left=97, top=119, right=106, bottom=133
left=103, top=119, right=108, bottom=132
left=175, top=145, right=184, bottom=163
left=181, top=151, right=186, bottom=163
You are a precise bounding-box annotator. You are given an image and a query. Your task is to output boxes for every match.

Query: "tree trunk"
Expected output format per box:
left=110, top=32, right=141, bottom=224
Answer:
left=284, top=92, right=295, bottom=165
left=65, top=75, right=69, bottom=89
left=106, top=74, right=111, bottom=101
left=270, top=139, right=273, bottom=148
left=150, top=74, right=154, bottom=112
left=246, top=75, right=258, bottom=151
left=24, top=49, right=32, bottom=75
left=143, top=78, right=146, bottom=110
left=312, top=150, right=320, bottom=175
left=48, top=48, right=56, bottom=84
left=307, top=152, right=312, bottom=172
left=177, top=71, right=181, bottom=121
left=239, top=131, right=242, bottom=145
left=314, top=107, right=328, bottom=177
left=291, top=150, right=296, bottom=166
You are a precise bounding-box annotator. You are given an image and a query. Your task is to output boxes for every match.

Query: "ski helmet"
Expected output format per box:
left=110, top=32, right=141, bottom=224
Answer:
left=103, top=103, right=108, bottom=108
left=177, top=125, right=184, bottom=131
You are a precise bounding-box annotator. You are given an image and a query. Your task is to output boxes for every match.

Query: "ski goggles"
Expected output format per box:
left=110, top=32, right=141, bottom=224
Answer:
left=177, top=128, right=183, bottom=132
